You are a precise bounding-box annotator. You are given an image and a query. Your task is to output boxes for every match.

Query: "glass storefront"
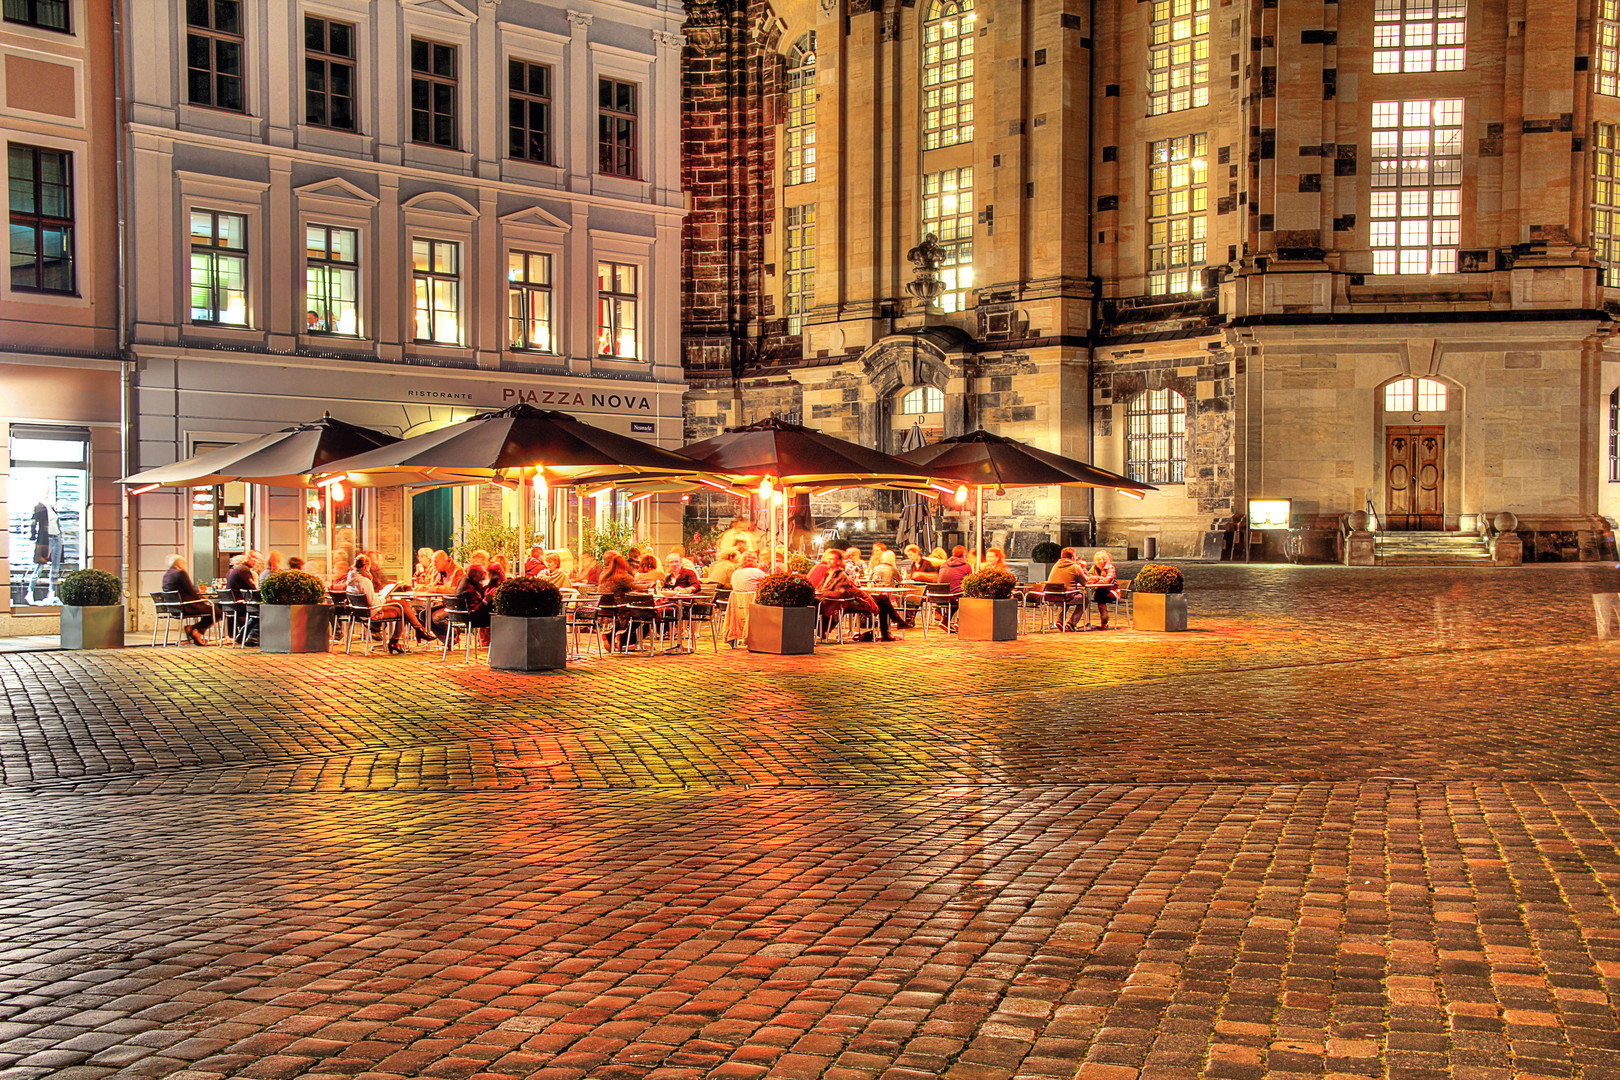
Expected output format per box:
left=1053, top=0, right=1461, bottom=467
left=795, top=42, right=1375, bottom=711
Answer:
left=7, top=425, right=89, bottom=607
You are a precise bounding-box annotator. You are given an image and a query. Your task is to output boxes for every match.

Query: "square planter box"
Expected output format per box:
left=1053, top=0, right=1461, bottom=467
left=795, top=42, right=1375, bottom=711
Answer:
left=957, top=596, right=1018, bottom=641
left=60, top=605, right=124, bottom=650
left=747, top=605, right=817, bottom=654
left=259, top=604, right=332, bottom=653
left=1134, top=592, right=1188, bottom=632
left=489, top=614, right=567, bottom=671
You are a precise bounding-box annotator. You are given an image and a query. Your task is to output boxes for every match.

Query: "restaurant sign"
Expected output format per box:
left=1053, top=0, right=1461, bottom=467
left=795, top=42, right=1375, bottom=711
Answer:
left=401, top=383, right=657, bottom=413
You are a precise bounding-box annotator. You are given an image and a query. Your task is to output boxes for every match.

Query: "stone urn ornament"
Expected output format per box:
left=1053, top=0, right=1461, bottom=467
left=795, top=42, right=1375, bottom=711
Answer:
left=905, top=233, right=947, bottom=311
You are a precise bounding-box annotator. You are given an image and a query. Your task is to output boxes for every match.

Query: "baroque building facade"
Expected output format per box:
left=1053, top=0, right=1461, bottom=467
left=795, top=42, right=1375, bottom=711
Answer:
left=682, top=0, right=1620, bottom=560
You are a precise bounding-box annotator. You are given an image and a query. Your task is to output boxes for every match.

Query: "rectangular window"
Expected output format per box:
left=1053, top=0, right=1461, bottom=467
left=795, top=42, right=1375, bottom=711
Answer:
left=1370, top=99, right=1463, bottom=275
left=1602, top=1, right=1620, bottom=97
left=508, top=59, right=552, bottom=164
left=1148, top=0, right=1210, bottom=116
left=305, top=225, right=358, bottom=335
left=304, top=15, right=356, bottom=131
left=507, top=250, right=554, bottom=352
left=411, top=238, right=460, bottom=345
left=598, top=79, right=638, bottom=178
left=921, top=167, right=973, bottom=312
left=410, top=39, right=458, bottom=148
left=3, top=0, right=69, bottom=32
left=922, top=3, right=975, bottom=150
left=784, top=204, right=816, bottom=335
left=785, top=41, right=817, bottom=184
left=186, top=0, right=245, bottom=112
left=7, top=424, right=89, bottom=608
left=596, top=261, right=639, bottom=358
left=1147, top=133, right=1209, bottom=296
left=1373, top=0, right=1466, bottom=73
left=189, top=209, right=248, bottom=324
left=1596, top=124, right=1620, bottom=286
left=8, top=144, right=74, bottom=294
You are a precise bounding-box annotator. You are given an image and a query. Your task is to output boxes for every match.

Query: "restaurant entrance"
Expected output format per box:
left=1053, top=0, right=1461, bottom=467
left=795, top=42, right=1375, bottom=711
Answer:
left=413, top=488, right=453, bottom=557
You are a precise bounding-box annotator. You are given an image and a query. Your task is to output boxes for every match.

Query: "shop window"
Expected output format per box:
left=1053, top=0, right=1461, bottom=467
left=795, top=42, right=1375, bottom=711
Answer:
left=8, top=425, right=88, bottom=607
left=898, top=386, right=944, bottom=414
left=598, top=79, right=638, bottom=178
left=596, top=260, right=638, bottom=358
left=1383, top=377, right=1447, bottom=412
left=410, top=39, right=458, bottom=148
left=411, top=237, right=460, bottom=345
left=305, top=224, right=358, bottom=335
left=1126, top=388, right=1187, bottom=484
left=187, top=0, right=245, bottom=112
left=305, top=15, right=357, bottom=131
left=508, top=250, right=554, bottom=352
left=3, top=0, right=69, bottom=33
left=509, top=59, right=552, bottom=163
left=8, top=144, right=75, bottom=294
left=189, top=209, right=248, bottom=325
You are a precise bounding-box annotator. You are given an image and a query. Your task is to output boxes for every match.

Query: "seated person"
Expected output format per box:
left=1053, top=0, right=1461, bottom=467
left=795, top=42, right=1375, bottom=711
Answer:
left=903, top=544, right=939, bottom=583
left=938, top=545, right=973, bottom=595
left=542, top=553, right=572, bottom=591
left=633, top=554, right=662, bottom=588
left=808, top=550, right=838, bottom=588
left=431, top=564, right=493, bottom=640
left=1086, top=550, right=1119, bottom=630
left=346, top=555, right=431, bottom=652
left=413, top=547, right=435, bottom=586
left=1046, top=547, right=1090, bottom=630
left=867, top=550, right=902, bottom=587
left=816, top=552, right=905, bottom=642
left=576, top=553, right=602, bottom=586
left=225, top=550, right=261, bottom=642
left=662, top=552, right=701, bottom=593
left=424, top=550, right=462, bottom=594
left=287, top=557, right=304, bottom=570
left=162, top=554, right=215, bottom=646
left=706, top=548, right=740, bottom=588
left=522, top=544, right=546, bottom=578
left=487, top=555, right=508, bottom=591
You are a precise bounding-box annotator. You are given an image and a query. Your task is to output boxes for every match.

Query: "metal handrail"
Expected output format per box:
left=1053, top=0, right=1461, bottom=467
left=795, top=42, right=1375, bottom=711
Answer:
left=1364, top=498, right=1380, bottom=534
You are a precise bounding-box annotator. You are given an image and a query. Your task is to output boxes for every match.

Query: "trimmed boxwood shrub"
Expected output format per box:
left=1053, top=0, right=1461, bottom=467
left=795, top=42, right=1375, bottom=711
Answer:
left=1133, top=563, right=1185, bottom=594
left=754, top=571, right=816, bottom=607
left=962, top=566, right=1018, bottom=600
left=1029, top=541, right=1062, bottom=564
left=259, top=569, right=328, bottom=606
left=493, top=577, right=563, bottom=618
left=58, top=569, right=121, bottom=607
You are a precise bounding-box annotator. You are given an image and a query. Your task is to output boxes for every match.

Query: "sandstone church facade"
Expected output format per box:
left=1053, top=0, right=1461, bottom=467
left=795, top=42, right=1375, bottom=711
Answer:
left=679, top=0, right=1620, bottom=560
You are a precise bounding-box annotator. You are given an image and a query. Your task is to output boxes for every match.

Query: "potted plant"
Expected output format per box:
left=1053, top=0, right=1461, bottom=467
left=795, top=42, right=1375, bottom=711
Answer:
left=787, top=551, right=812, bottom=574
left=488, top=577, right=566, bottom=671
left=1132, top=562, right=1187, bottom=632
left=1028, top=541, right=1061, bottom=581
left=58, top=568, right=124, bottom=650
left=747, top=571, right=818, bottom=655
left=258, top=569, right=332, bottom=653
left=957, top=566, right=1019, bottom=641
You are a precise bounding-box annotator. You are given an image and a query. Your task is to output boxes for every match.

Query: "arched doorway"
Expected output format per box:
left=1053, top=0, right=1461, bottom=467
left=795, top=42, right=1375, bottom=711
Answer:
left=1376, top=375, right=1460, bottom=530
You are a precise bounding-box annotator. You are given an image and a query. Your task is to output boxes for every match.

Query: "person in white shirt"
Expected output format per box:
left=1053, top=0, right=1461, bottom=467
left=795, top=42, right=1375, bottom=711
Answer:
left=721, top=552, right=766, bottom=647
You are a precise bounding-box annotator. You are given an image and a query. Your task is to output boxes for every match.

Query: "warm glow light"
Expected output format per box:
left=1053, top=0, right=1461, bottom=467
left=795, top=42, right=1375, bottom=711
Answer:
left=329, top=483, right=346, bottom=503
left=629, top=492, right=655, bottom=504
left=696, top=477, right=733, bottom=492
left=129, top=483, right=160, bottom=496
left=812, top=486, right=839, bottom=497
left=771, top=492, right=784, bottom=505
left=585, top=485, right=614, bottom=500
left=679, top=494, right=691, bottom=503
left=317, top=474, right=346, bottom=488
left=1115, top=487, right=1147, bottom=501
left=929, top=483, right=956, bottom=495
left=954, top=485, right=969, bottom=503
left=758, top=478, right=775, bottom=499
left=1248, top=498, right=1292, bottom=529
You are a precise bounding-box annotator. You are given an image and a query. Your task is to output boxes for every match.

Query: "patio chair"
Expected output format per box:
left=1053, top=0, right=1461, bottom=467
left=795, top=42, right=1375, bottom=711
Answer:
left=438, top=596, right=480, bottom=662
left=919, top=583, right=956, bottom=639
left=150, top=591, right=180, bottom=647
left=344, top=594, right=400, bottom=656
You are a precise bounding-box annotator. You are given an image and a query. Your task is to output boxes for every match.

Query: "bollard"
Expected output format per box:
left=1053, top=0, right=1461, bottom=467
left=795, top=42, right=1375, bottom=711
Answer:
left=1144, top=537, right=1158, bottom=560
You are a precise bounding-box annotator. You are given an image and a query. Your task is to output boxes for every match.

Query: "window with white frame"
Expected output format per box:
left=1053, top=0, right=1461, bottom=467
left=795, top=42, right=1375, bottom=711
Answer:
left=1148, top=0, right=1210, bottom=116
left=305, top=15, right=357, bottom=130
left=1596, top=124, right=1620, bottom=286
left=8, top=144, right=74, bottom=294
left=1126, top=388, right=1187, bottom=484
left=305, top=224, right=358, bottom=335
left=921, top=167, right=973, bottom=312
left=598, top=79, right=638, bottom=178
left=1370, top=99, right=1463, bottom=275
left=1373, top=0, right=1466, bottom=74
left=186, top=0, right=245, bottom=112
left=785, top=35, right=817, bottom=185
left=411, top=237, right=460, bottom=345
left=1383, top=377, right=1447, bottom=412
left=3, top=0, right=69, bottom=32
left=189, top=209, right=248, bottom=325
left=784, top=204, right=815, bottom=335
left=898, top=386, right=944, bottom=414
left=1147, top=133, right=1208, bottom=296
left=1600, top=0, right=1620, bottom=97
left=508, top=59, right=552, bottom=164
left=596, top=261, right=638, bottom=359
left=922, top=0, right=975, bottom=151
left=507, top=250, right=554, bottom=352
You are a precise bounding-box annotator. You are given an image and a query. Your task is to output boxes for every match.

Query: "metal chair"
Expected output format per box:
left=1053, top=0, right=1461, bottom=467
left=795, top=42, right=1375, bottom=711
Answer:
left=687, top=590, right=723, bottom=653
left=622, top=593, right=671, bottom=655
left=235, top=589, right=262, bottom=646
left=919, top=583, right=956, bottom=638
left=151, top=591, right=180, bottom=646
left=345, top=593, right=400, bottom=656
left=438, top=597, right=480, bottom=661
left=327, top=590, right=352, bottom=642
left=1114, top=581, right=1133, bottom=629
left=566, top=598, right=606, bottom=660
left=213, top=588, right=240, bottom=646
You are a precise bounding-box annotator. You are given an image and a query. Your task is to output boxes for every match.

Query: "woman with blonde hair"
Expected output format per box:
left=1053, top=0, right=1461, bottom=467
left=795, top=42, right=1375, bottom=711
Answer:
left=1087, top=549, right=1119, bottom=630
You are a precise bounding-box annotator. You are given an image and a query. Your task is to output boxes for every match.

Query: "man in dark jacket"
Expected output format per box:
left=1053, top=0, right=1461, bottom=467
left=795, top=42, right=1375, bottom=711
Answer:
left=224, top=550, right=260, bottom=642
left=1045, top=548, right=1088, bottom=630
left=162, top=554, right=216, bottom=645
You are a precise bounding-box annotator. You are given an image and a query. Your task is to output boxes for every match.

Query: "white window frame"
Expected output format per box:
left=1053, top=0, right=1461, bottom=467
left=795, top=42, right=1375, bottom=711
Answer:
left=1373, top=0, right=1466, bottom=74
left=784, top=34, right=817, bottom=185
left=1369, top=98, right=1463, bottom=276
left=783, top=203, right=815, bottom=335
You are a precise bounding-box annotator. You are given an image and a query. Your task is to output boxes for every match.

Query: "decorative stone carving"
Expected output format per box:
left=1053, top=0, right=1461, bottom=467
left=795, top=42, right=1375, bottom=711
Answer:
left=905, top=234, right=947, bottom=311
left=1493, top=511, right=1518, bottom=532
left=565, top=9, right=594, bottom=27
left=653, top=29, right=688, bottom=48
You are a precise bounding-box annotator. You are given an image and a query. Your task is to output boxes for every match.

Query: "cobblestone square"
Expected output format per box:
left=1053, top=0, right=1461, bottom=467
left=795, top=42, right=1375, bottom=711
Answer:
left=2, top=565, right=1619, bottom=1080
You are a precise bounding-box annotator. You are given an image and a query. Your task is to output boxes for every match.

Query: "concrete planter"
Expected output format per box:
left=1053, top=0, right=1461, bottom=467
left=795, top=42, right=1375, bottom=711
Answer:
left=60, top=605, right=124, bottom=650
left=488, top=614, right=567, bottom=671
left=957, top=596, right=1018, bottom=641
left=747, top=605, right=817, bottom=654
left=1027, top=562, right=1054, bottom=583
left=259, top=604, right=332, bottom=653
left=1134, top=592, right=1188, bottom=632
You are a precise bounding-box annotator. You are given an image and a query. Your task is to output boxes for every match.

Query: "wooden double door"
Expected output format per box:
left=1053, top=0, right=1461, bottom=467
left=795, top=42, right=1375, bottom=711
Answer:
left=1385, top=426, right=1444, bottom=530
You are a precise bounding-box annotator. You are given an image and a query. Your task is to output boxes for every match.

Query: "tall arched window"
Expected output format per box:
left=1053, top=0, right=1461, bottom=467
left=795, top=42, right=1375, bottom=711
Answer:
left=1126, top=388, right=1187, bottom=484
left=785, top=35, right=816, bottom=185
left=922, top=0, right=975, bottom=150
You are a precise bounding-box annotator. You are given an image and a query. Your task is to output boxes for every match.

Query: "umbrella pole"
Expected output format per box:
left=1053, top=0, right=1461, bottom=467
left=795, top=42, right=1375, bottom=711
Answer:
left=977, top=484, right=984, bottom=564
left=577, top=487, right=584, bottom=572
left=516, top=472, right=526, bottom=571
left=325, top=484, right=333, bottom=576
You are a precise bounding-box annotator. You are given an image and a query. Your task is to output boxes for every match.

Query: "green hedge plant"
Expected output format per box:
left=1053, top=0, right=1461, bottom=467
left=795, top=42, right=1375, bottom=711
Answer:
left=754, top=572, right=817, bottom=607
left=259, top=570, right=329, bottom=605
left=962, top=566, right=1018, bottom=600
left=493, top=577, right=563, bottom=618
left=787, top=552, right=812, bottom=574
left=58, top=569, right=122, bottom=607
left=1132, top=563, right=1185, bottom=594
left=1029, top=541, right=1062, bottom=564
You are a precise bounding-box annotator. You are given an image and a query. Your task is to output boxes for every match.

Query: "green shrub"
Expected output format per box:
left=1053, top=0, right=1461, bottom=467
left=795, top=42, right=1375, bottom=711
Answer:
left=1029, top=541, right=1062, bottom=564
left=962, top=566, right=1018, bottom=600
left=259, top=569, right=328, bottom=605
left=582, top=519, right=637, bottom=561
left=754, top=571, right=817, bottom=607
left=493, top=577, right=562, bottom=618
left=58, top=569, right=121, bottom=607
left=787, top=551, right=812, bottom=574
left=1132, top=563, right=1185, bottom=594
left=451, top=510, right=518, bottom=567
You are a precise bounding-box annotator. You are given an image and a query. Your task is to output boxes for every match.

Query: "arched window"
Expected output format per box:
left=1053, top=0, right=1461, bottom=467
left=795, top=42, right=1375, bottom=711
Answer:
left=785, top=35, right=816, bottom=185
left=922, top=0, right=975, bottom=150
left=1610, top=387, right=1619, bottom=482
left=1126, top=388, right=1187, bottom=484
left=1383, top=377, right=1448, bottom=413
left=899, top=386, right=944, bottom=414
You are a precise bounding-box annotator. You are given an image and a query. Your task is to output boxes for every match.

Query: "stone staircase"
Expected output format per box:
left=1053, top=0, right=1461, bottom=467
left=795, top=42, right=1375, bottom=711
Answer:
left=1374, top=530, right=1494, bottom=566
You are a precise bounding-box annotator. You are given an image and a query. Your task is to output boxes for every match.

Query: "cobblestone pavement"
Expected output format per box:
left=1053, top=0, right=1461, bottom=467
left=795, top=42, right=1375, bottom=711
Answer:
left=1, top=565, right=1618, bottom=1080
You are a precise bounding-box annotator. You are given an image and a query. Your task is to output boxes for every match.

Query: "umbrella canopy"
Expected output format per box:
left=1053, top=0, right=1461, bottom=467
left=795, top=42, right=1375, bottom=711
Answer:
left=897, top=429, right=1157, bottom=492
left=121, top=413, right=399, bottom=489
left=678, top=416, right=932, bottom=486
left=314, top=403, right=700, bottom=487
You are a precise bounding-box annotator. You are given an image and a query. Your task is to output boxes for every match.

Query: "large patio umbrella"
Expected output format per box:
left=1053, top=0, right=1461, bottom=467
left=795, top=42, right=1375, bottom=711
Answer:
left=898, top=429, right=1156, bottom=560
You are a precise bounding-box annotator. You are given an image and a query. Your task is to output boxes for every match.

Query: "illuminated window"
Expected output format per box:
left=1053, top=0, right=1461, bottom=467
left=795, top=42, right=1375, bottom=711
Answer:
left=599, top=79, right=638, bottom=178
left=922, top=0, right=975, bottom=151
left=507, top=251, right=553, bottom=352
left=921, top=167, right=973, bottom=312
left=1373, top=0, right=1466, bottom=74
left=4, top=0, right=69, bottom=32
left=187, top=0, right=245, bottom=111
left=1597, top=124, right=1620, bottom=286
left=784, top=204, right=815, bottom=335
left=1370, top=99, right=1463, bottom=275
left=411, top=237, right=460, bottom=345
left=597, top=261, right=638, bottom=358
left=1148, top=0, right=1210, bottom=116
left=1600, top=0, right=1620, bottom=97
left=410, top=39, right=457, bottom=147
left=1383, top=377, right=1447, bottom=412
left=899, top=386, right=944, bottom=414
left=1147, top=133, right=1208, bottom=296
left=305, top=16, right=356, bottom=130
left=785, top=35, right=817, bottom=185
left=189, top=210, right=247, bottom=325
left=305, top=225, right=358, bottom=335
left=8, top=145, right=74, bottom=294
left=509, top=59, right=552, bottom=163
left=1126, top=388, right=1187, bottom=484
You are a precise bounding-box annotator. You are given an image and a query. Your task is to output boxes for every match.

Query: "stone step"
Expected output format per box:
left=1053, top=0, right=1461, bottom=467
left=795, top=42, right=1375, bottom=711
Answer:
left=1374, top=530, right=1493, bottom=566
